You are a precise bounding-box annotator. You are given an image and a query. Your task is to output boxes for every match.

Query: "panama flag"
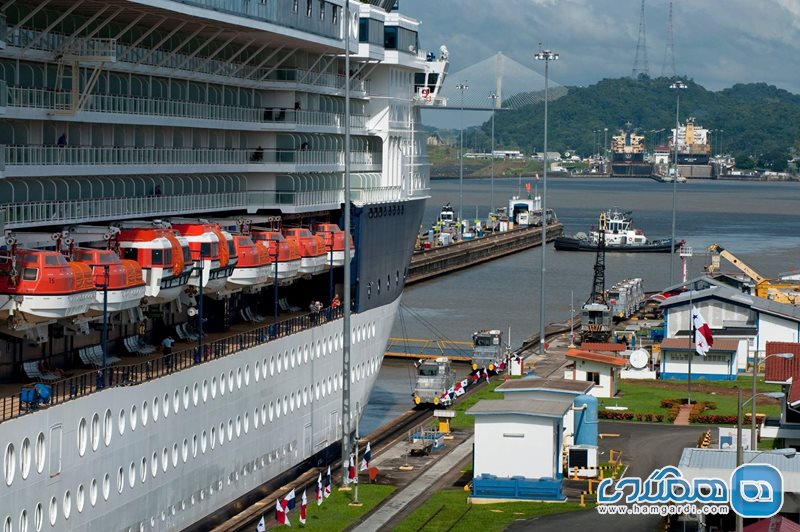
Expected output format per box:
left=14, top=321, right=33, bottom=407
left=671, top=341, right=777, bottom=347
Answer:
left=324, top=466, right=332, bottom=498
left=483, top=368, right=490, bottom=383
left=299, top=490, right=307, bottom=525
left=471, top=371, right=479, bottom=383
left=348, top=454, right=358, bottom=484
left=692, top=306, right=714, bottom=356
left=275, top=500, right=290, bottom=527
left=256, top=516, right=266, bottom=532
left=284, top=488, right=296, bottom=512
left=453, top=381, right=465, bottom=397
left=360, top=442, right=372, bottom=471
left=316, top=472, right=323, bottom=505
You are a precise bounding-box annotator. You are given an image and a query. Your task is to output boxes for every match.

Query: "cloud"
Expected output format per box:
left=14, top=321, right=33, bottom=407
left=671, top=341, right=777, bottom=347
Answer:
left=399, top=0, right=800, bottom=93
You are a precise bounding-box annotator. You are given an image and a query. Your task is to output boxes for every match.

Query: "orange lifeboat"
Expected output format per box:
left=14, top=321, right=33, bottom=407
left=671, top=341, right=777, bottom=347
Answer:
left=71, top=248, right=146, bottom=312
left=226, top=234, right=271, bottom=290
left=0, top=249, right=95, bottom=319
left=251, top=231, right=301, bottom=282
left=312, top=223, right=355, bottom=267
left=118, top=228, right=192, bottom=304
left=282, top=227, right=328, bottom=275
left=170, top=223, right=238, bottom=294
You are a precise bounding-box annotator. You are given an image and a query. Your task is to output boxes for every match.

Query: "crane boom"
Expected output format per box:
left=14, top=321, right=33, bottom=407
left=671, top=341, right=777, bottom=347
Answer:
left=706, top=243, right=767, bottom=284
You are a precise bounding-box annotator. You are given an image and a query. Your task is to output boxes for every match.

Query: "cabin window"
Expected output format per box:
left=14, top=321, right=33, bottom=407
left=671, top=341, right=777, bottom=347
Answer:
left=99, top=254, right=115, bottom=264
left=306, top=0, right=312, bottom=17
left=163, top=249, right=172, bottom=264
left=586, top=372, right=601, bottom=385
left=419, top=365, right=437, bottom=376
left=292, top=0, right=298, bottom=13
left=332, top=5, right=338, bottom=24
left=200, top=243, right=212, bottom=258
left=122, top=248, right=138, bottom=261
left=45, top=255, right=62, bottom=265
left=319, top=1, right=325, bottom=20
left=22, top=268, right=38, bottom=281
left=152, top=249, right=164, bottom=265
left=227, top=241, right=236, bottom=257
left=182, top=247, right=191, bottom=262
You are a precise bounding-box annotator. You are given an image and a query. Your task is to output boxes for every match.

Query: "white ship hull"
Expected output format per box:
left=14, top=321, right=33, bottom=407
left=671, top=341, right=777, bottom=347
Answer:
left=0, top=298, right=399, bottom=530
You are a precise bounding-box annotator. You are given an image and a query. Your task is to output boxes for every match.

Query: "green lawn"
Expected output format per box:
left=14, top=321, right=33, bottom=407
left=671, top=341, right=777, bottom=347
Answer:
left=294, top=484, right=395, bottom=530
left=451, top=380, right=504, bottom=428
left=599, top=378, right=782, bottom=420
left=392, top=489, right=586, bottom=532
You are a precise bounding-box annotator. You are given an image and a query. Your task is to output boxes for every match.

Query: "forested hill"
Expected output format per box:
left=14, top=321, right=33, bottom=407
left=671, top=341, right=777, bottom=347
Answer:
left=483, top=78, right=800, bottom=169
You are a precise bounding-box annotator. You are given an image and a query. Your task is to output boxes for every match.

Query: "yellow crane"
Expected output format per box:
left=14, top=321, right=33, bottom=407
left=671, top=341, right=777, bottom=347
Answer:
left=706, top=243, right=800, bottom=304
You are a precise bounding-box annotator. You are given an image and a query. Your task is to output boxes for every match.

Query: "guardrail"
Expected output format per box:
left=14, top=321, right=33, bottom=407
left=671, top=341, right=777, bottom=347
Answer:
left=1, top=306, right=344, bottom=425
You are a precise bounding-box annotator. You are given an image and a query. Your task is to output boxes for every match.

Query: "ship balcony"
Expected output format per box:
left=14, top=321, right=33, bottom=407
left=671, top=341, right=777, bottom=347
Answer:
left=6, top=88, right=368, bottom=131
left=1, top=146, right=382, bottom=178
left=8, top=28, right=369, bottom=95
left=0, top=15, right=6, bottom=49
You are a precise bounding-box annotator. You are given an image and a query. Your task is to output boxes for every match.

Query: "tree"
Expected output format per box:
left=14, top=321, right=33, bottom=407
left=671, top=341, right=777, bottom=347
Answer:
left=735, top=155, right=755, bottom=170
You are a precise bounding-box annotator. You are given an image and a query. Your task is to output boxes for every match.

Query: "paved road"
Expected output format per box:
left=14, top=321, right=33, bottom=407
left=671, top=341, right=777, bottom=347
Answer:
left=507, top=422, right=705, bottom=532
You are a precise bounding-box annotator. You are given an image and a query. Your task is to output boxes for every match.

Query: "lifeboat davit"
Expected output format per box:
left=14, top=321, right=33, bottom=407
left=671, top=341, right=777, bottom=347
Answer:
left=225, top=234, right=271, bottom=290
left=0, top=250, right=95, bottom=319
left=312, top=223, right=355, bottom=267
left=282, top=228, right=328, bottom=275
left=251, top=231, right=301, bottom=282
left=71, top=248, right=146, bottom=312
left=170, top=223, right=237, bottom=294
left=117, top=228, right=192, bottom=304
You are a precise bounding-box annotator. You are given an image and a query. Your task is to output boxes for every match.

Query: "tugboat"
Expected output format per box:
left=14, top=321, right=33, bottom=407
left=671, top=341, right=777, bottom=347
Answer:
left=555, top=209, right=679, bottom=253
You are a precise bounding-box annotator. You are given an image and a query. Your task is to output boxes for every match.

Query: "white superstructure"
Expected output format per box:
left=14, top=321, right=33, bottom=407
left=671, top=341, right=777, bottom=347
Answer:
left=0, top=0, right=447, bottom=529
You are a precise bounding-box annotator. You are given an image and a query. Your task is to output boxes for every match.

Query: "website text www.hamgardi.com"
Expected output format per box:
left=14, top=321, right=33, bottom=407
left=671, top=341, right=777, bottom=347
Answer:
left=597, top=503, right=730, bottom=516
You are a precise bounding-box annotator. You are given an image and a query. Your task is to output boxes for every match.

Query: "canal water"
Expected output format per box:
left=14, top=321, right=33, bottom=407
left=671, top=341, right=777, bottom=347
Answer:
left=361, top=177, right=800, bottom=434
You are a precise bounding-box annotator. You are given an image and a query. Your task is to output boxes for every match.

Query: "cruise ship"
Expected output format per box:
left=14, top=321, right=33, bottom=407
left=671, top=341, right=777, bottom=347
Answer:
left=0, top=0, right=447, bottom=529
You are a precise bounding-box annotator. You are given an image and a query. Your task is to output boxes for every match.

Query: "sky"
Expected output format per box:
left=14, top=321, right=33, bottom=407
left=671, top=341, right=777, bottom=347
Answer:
left=399, top=0, right=800, bottom=102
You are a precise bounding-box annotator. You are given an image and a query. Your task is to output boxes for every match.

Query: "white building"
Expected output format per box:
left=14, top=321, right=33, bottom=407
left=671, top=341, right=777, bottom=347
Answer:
left=659, top=338, right=746, bottom=380
left=564, top=348, right=626, bottom=398
left=495, top=378, right=594, bottom=447
left=467, top=397, right=573, bottom=502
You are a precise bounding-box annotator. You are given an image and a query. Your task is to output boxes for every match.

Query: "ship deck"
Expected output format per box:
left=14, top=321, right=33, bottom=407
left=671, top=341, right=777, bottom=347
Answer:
left=0, top=305, right=342, bottom=424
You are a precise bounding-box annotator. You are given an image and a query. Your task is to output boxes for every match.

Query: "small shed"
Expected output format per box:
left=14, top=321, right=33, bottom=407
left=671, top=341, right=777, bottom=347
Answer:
left=659, top=338, right=745, bottom=380
left=564, top=348, right=626, bottom=398
left=466, top=397, right=573, bottom=502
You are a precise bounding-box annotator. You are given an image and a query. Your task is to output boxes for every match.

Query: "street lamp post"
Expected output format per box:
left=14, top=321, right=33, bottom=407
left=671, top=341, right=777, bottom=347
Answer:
left=534, top=45, right=558, bottom=357
left=489, top=92, right=499, bottom=215
left=456, top=81, right=469, bottom=223
left=669, top=80, right=687, bottom=285
left=737, top=389, right=788, bottom=532
left=751, top=352, right=793, bottom=449
left=603, top=127, right=608, bottom=171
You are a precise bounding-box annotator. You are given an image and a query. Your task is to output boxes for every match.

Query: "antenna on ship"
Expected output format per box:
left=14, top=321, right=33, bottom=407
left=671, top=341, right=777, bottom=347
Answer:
left=661, top=0, right=677, bottom=77
left=631, top=0, right=649, bottom=78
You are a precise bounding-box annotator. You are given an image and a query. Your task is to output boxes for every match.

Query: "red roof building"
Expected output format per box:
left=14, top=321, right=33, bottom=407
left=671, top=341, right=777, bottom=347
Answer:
left=564, top=348, right=625, bottom=398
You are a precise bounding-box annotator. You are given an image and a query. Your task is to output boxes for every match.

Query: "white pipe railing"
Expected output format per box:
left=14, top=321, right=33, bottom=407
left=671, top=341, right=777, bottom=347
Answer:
left=8, top=28, right=369, bottom=93
left=3, top=146, right=382, bottom=168
left=6, top=87, right=367, bottom=128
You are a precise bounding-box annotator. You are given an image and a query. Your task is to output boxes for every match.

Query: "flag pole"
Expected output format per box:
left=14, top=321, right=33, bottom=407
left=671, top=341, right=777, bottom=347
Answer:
left=351, top=403, right=361, bottom=505
left=688, top=288, right=694, bottom=406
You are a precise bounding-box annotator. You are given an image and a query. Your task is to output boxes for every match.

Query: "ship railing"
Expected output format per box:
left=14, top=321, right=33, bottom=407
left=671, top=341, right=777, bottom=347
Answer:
left=3, top=145, right=382, bottom=168
left=0, top=80, right=6, bottom=109
left=7, top=28, right=368, bottom=94
left=0, top=306, right=345, bottom=425
left=6, top=87, right=368, bottom=128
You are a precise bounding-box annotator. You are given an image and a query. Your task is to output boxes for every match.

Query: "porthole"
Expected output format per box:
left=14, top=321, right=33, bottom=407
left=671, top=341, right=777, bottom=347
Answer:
left=303, top=387, right=308, bottom=406
left=316, top=382, right=320, bottom=400
left=140, top=458, right=146, bottom=483
left=262, top=358, right=268, bottom=379
left=220, top=372, right=226, bottom=396
left=20, top=437, right=30, bottom=480
left=270, top=356, right=275, bottom=376
left=303, top=344, right=309, bottom=363
left=103, top=474, right=110, bottom=501
left=161, top=448, right=168, bottom=472
left=172, top=443, right=178, bottom=467
left=163, top=392, right=170, bottom=417
left=200, top=432, right=207, bottom=454
left=89, top=479, right=97, bottom=506
left=117, top=466, right=124, bottom=493
left=177, top=389, right=184, bottom=413
left=193, top=383, right=199, bottom=406
left=130, top=405, right=138, bottom=431
left=78, top=418, right=87, bottom=457
left=327, top=377, right=332, bottom=395
left=202, top=379, right=208, bottom=402
left=104, top=409, right=112, bottom=446
left=290, top=393, right=295, bottom=412
left=210, top=428, right=216, bottom=450
left=316, top=341, right=321, bottom=358
left=291, top=348, right=296, bottom=368
left=211, top=377, right=217, bottom=399
left=243, top=413, right=249, bottom=434
left=261, top=404, right=267, bottom=424
left=35, top=434, right=47, bottom=478
left=283, top=395, right=289, bottom=415
left=241, top=366, right=247, bottom=387
left=91, top=413, right=100, bottom=451
left=228, top=370, right=234, bottom=391
left=218, top=423, right=225, bottom=446
left=20, top=509, right=28, bottom=531
left=377, top=279, right=381, bottom=294
left=254, top=361, right=260, bottom=382
left=128, top=461, right=135, bottom=488
left=48, top=496, right=57, bottom=526
left=118, top=409, right=126, bottom=436
left=76, top=484, right=85, bottom=513
left=274, top=400, right=280, bottom=420
left=283, top=351, right=289, bottom=372
left=235, top=416, right=241, bottom=438
left=192, top=435, right=198, bottom=458
left=34, top=503, right=42, bottom=532
left=227, top=419, right=234, bottom=441
left=4, top=443, right=15, bottom=486
left=151, top=452, right=158, bottom=478
left=351, top=369, right=356, bottom=385
left=152, top=396, right=159, bottom=422
left=141, top=401, right=149, bottom=426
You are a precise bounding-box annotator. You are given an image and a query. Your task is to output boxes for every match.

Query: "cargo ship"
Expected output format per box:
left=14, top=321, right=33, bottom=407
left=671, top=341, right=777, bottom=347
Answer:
left=610, top=125, right=653, bottom=178
left=0, top=0, right=448, bottom=529
left=670, top=118, right=713, bottom=178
